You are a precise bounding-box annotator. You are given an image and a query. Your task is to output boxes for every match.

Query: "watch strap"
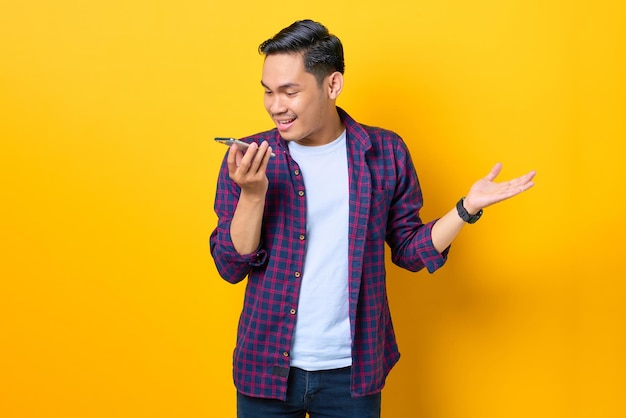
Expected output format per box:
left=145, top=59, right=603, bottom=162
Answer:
left=456, top=197, right=483, bottom=224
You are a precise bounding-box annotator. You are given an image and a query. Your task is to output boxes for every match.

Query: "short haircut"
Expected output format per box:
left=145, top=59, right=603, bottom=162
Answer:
left=258, top=19, right=345, bottom=84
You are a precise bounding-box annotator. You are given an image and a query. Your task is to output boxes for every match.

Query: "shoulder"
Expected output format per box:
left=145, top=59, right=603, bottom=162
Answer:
left=339, top=107, right=407, bottom=150
left=359, top=122, right=411, bottom=160
left=361, top=123, right=403, bottom=143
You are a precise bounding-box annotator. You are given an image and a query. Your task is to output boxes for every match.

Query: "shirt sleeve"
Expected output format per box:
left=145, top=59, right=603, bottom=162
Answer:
left=385, top=138, right=449, bottom=273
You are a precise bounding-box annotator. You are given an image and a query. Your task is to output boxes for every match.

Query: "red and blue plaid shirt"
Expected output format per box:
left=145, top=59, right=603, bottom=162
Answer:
left=210, top=108, right=448, bottom=400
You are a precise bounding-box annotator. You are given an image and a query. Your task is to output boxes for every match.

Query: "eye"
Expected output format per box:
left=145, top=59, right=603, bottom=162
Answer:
left=286, top=91, right=298, bottom=97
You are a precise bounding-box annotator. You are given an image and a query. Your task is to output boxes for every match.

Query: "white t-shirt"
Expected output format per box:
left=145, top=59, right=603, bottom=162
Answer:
left=288, top=130, right=352, bottom=370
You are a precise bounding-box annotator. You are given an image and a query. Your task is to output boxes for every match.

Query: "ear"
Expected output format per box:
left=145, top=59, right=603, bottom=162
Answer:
left=326, top=72, right=344, bottom=100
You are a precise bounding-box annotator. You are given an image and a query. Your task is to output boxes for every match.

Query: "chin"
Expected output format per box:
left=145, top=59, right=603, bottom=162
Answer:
left=278, top=132, right=302, bottom=142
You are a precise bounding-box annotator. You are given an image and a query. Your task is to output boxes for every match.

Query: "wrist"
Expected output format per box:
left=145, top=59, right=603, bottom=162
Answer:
left=462, top=197, right=481, bottom=216
left=239, top=190, right=267, bottom=206
left=456, top=197, right=483, bottom=224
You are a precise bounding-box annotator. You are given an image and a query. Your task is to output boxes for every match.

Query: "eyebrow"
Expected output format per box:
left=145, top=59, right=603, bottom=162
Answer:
left=260, top=81, right=301, bottom=90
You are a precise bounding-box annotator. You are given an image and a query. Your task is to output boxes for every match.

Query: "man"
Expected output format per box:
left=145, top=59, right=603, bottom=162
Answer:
left=210, top=19, right=536, bottom=418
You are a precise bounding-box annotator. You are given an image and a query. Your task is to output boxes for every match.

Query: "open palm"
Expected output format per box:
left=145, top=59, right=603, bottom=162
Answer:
left=463, top=162, right=536, bottom=214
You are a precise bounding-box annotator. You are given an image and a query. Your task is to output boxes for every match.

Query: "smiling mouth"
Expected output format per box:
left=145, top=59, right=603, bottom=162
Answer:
left=275, top=117, right=296, bottom=131
left=277, top=118, right=295, bottom=125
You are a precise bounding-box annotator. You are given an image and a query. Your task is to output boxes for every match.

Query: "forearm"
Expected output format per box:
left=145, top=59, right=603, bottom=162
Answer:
left=431, top=206, right=466, bottom=253
left=431, top=193, right=487, bottom=253
left=230, top=191, right=266, bottom=255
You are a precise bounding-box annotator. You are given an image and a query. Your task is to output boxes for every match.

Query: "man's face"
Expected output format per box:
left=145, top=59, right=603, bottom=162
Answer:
left=261, top=53, right=335, bottom=146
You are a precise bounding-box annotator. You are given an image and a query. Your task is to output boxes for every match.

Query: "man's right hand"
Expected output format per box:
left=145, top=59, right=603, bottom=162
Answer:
left=227, top=140, right=273, bottom=197
left=227, top=140, right=273, bottom=255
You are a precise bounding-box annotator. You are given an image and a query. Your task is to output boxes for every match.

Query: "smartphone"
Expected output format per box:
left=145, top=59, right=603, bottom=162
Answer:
left=214, top=137, right=275, bottom=157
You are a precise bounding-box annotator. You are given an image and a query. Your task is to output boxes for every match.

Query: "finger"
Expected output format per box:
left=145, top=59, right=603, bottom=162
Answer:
left=509, top=170, right=537, bottom=189
left=485, top=162, right=502, bottom=182
left=519, top=179, right=535, bottom=192
left=509, top=175, right=536, bottom=196
left=524, top=170, right=537, bottom=183
left=244, top=143, right=263, bottom=173
left=235, top=150, right=243, bottom=168
left=245, top=142, right=270, bottom=173
left=227, top=143, right=243, bottom=172
left=260, top=144, right=273, bottom=169
left=235, top=142, right=261, bottom=174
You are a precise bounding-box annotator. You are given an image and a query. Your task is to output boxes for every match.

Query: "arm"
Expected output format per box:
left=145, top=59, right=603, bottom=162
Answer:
left=226, top=141, right=273, bottom=254
left=209, top=140, right=273, bottom=283
left=431, top=162, right=536, bottom=253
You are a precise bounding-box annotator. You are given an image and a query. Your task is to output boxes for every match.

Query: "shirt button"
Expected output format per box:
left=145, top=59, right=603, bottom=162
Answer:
left=283, top=351, right=289, bottom=357
left=299, top=234, right=305, bottom=241
left=294, top=169, right=300, bottom=175
left=289, top=308, right=296, bottom=315
left=298, top=190, right=304, bottom=197
left=294, top=272, right=301, bottom=278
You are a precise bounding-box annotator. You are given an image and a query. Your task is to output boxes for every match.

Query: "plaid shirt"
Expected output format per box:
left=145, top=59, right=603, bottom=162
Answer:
left=210, top=108, right=448, bottom=400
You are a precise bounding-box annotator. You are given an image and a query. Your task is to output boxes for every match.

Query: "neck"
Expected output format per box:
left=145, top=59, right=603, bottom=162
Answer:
left=302, top=107, right=344, bottom=146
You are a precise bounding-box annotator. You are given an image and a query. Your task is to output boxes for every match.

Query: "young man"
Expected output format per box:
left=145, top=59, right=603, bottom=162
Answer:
left=210, top=19, right=536, bottom=418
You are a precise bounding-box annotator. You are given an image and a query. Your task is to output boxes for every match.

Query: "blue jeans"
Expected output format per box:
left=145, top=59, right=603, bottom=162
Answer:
left=236, top=367, right=381, bottom=418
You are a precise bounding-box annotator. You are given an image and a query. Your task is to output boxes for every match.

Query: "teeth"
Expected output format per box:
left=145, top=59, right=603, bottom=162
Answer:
left=279, top=118, right=295, bottom=124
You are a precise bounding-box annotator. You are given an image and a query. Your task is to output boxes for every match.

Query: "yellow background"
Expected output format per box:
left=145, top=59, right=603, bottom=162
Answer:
left=1, top=1, right=625, bottom=417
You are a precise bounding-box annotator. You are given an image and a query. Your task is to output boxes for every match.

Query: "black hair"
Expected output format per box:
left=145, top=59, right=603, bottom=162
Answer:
left=258, top=19, right=345, bottom=84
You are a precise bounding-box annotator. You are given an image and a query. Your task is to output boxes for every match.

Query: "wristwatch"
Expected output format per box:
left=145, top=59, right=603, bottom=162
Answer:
left=456, top=197, right=483, bottom=224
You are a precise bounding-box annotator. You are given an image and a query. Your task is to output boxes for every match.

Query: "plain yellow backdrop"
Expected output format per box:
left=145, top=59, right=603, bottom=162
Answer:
left=1, top=1, right=625, bottom=417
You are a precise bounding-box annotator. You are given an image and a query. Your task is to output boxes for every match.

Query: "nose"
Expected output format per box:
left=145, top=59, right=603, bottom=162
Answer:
left=266, top=94, right=287, bottom=116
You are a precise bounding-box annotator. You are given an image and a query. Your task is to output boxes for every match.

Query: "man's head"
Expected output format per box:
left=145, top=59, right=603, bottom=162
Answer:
left=258, top=20, right=345, bottom=146
left=258, top=19, right=344, bottom=85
